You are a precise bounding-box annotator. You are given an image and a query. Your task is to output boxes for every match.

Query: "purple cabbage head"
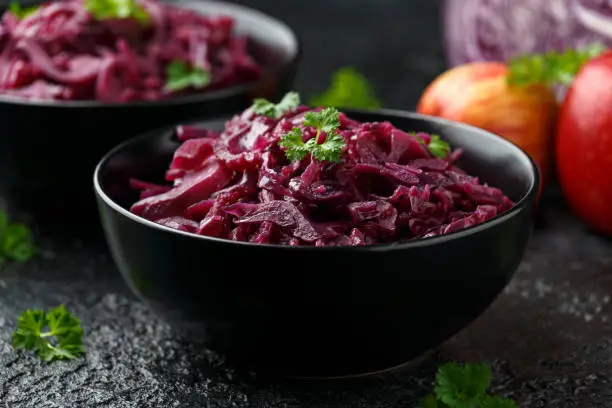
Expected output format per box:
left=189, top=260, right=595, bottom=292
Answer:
left=443, top=0, right=612, bottom=66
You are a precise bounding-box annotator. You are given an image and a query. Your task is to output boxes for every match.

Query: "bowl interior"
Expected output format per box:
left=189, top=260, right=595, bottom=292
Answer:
left=97, top=110, right=537, bottom=224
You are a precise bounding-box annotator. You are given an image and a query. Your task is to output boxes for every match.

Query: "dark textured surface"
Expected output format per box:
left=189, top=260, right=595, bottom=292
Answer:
left=2, top=0, right=612, bottom=407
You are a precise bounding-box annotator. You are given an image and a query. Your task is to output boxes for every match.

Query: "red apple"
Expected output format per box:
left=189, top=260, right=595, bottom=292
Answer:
left=417, top=62, right=558, bottom=185
left=556, top=51, right=612, bottom=235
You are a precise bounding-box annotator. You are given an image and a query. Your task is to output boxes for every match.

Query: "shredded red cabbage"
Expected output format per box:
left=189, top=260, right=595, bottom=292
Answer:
left=0, top=0, right=262, bottom=101
left=130, top=106, right=515, bottom=246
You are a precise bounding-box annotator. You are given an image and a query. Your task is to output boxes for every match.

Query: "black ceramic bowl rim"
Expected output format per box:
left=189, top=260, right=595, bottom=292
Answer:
left=93, top=109, right=541, bottom=252
left=0, top=0, right=300, bottom=108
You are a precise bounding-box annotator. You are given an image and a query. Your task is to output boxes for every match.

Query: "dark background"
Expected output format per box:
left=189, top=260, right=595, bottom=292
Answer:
left=231, top=0, right=446, bottom=109
left=2, top=1, right=612, bottom=407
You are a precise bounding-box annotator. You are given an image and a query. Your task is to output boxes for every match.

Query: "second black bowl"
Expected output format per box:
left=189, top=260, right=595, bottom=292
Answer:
left=0, top=0, right=299, bottom=232
left=94, top=110, right=539, bottom=377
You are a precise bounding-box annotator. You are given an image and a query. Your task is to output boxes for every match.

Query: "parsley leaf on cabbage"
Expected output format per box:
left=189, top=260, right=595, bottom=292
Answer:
left=85, top=0, right=149, bottom=24
left=165, top=60, right=211, bottom=92
left=279, top=107, right=346, bottom=163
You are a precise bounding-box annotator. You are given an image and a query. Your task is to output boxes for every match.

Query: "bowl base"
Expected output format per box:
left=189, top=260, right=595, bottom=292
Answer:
left=283, top=349, right=433, bottom=380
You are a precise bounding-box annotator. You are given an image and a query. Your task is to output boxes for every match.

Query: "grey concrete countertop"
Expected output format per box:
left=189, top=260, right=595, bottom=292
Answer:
left=2, top=194, right=611, bottom=408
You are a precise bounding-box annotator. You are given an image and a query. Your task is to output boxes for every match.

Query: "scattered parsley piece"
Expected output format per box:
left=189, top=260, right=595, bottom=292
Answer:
left=418, top=362, right=518, bottom=408
left=415, top=133, right=451, bottom=159
left=9, top=0, right=39, bottom=19
left=252, top=91, right=300, bottom=119
left=165, top=60, right=211, bottom=92
left=309, top=67, right=382, bottom=109
left=435, top=363, right=492, bottom=407
left=12, top=305, right=85, bottom=362
left=0, top=210, right=35, bottom=266
left=85, top=0, right=149, bottom=24
left=279, top=107, right=346, bottom=163
left=508, top=43, right=606, bottom=87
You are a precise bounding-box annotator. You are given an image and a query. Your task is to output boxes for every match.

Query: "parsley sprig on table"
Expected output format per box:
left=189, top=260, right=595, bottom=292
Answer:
left=0, top=210, right=35, bottom=266
left=419, top=363, right=518, bottom=408
left=85, top=0, right=149, bottom=24
left=507, top=43, right=606, bottom=87
left=279, top=107, right=346, bottom=163
left=9, top=0, right=39, bottom=19
left=12, top=305, right=85, bottom=362
left=165, top=60, right=211, bottom=92
left=415, top=134, right=451, bottom=159
left=252, top=91, right=301, bottom=119
left=310, top=66, right=382, bottom=109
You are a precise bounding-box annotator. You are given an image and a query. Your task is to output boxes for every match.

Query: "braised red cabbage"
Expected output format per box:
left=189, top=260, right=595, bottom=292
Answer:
left=0, top=0, right=262, bottom=102
left=130, top=106, right=515, bottom=246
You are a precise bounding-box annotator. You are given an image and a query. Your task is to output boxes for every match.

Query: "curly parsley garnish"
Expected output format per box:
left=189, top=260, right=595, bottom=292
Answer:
left=252, top=91, right=300, bottom=119
left=12, top=305, right=85, bottom=362
left=279, top=107, right=346, bottom=163
left=85, top=0, right=149, bottom=24
left=508, top=43, right=606, bottom=87
left=418, top=363, right=518, bottom=408
left=415, top=133, right=451, bottom=159
left=0, top=210, right=35, bottom=266
left=165, top=60, right=211, bottom=92
left=9, top=0, right=39, bottom=19
left=309, top=66, right=382, bottom=109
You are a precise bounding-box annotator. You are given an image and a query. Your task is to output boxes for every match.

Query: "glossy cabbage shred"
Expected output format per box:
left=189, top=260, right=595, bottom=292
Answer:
left=0, top=0, right=261, bottom=101
left=130, top=106, right=515, bottom=246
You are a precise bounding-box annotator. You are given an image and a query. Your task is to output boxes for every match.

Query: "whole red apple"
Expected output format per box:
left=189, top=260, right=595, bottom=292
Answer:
left=556, top=51, right=612, bottom=235
left=417, top=62, right=558, bottom=185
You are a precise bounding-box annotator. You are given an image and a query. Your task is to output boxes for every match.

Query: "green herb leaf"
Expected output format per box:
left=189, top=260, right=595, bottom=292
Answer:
left=279, top=107, right=346, bottom=163
left=303, top=106, right=341, bottom=135
left=9, top=0, right=39, bottom=19
left=427, top=135, right=451, bottom=159
left=309, top=67, right=382, bottom=109
left=415, top=133, right=451, bottom=159
left=85, top=0, right=149, bottom=24
left=420, top=362, right=519, bottom=408
left=508, top=43, right=607, bottom=87
left=165, top=60, right=211, bottom=92
left=12, top=305, right=85, bottom=362
left=0, top=210, right=35, bottom=264
left=278, top=128, right=309, bottom=162
left=481, top=395, right=520, bottom=408
left=434, top=363, right=492, bottom=408
left=306, top=132, right=345, bottom=163
left=252, top=91, right=300, bottom=119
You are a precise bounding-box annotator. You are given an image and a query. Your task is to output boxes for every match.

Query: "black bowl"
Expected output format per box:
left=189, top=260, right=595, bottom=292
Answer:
left=94, top=110, right=539, bottom=378
left=0, top=0, right=299, bottom=230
